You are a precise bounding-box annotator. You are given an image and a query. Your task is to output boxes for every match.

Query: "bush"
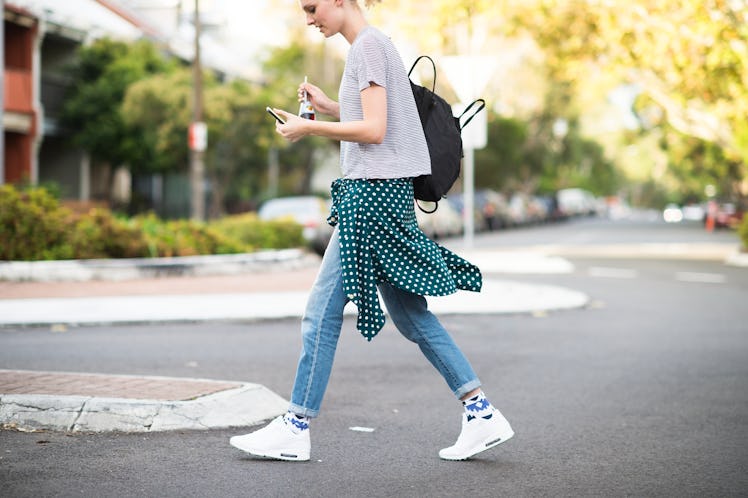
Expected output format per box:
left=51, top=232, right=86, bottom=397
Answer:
left=133, top=213, right=248, bottom=257
left=68, top=208, right=150, bottom=259
left=0, top=185, right=305, bottom=261
left=739, top=215, right=748, bottom=252
left=0, top=185, right=73, bottom=260
left=211, top=213, right=304, bottom=250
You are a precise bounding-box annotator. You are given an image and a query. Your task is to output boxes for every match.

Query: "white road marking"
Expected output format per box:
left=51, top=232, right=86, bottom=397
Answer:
left=675, top=272, right=727, bottom=284
left=588, top=267, right=639, bottom=279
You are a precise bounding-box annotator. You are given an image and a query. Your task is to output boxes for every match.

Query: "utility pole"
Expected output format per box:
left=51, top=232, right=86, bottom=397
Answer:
left=189, top=0, right=206, bottom=220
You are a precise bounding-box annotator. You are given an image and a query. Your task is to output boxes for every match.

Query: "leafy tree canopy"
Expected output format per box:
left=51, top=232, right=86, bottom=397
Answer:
left=60, top=38, right=175, bottom=165
left=376, top=0, right=747, bottom=202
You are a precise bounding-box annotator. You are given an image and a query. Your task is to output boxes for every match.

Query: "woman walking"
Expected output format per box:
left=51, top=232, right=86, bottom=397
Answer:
left=230, top=0, right=514, bottom=461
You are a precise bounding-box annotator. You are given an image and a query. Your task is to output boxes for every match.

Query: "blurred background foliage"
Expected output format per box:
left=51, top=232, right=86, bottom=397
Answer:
left=0, top=185, right=303, bottom=261
left=57, top=0, right=746, bottom=218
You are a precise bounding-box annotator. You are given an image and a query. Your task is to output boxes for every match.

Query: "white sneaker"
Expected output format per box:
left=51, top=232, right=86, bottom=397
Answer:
left=439, top=408, right=514, bottom=460
left=229, top=415, right=310, bottom=461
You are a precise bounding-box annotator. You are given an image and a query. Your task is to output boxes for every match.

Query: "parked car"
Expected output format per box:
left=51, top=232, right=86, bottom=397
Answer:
left=682, top=203, right=706, bottom=222
left=416, top=199, right=463, bottom=239
left=663, top=203, right=684, bottom=223
left=475, top=189, right=512, bottom=230
left=601, top=195, right=632, bottom=220
left=258, top=195, right=333, bottom=256
left=713, top=202, right=744, bottom=229
left=535, top=194, right=564, bottom=223
left=445, top=193, right=488, bottom=232
left=557, top=188, right=597, bottom=217
left=526, top=195, right=550, bottom=224
left=507, top=192, right=531, bottom=226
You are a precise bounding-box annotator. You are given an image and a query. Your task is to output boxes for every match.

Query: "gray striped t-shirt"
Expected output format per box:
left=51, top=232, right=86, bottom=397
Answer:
left=338, top=26, right=431, bottom=180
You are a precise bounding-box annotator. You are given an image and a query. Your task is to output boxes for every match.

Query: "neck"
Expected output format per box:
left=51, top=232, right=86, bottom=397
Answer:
left=340, top=5, right=368, bottom=44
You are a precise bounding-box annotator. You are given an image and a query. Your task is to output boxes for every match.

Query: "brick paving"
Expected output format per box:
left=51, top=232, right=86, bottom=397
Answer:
left=0, top=369, right=242, bottom=401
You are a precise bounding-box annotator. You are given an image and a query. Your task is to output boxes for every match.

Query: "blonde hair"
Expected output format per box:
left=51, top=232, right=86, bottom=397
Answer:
left=363, top=0, right=382, bottom=7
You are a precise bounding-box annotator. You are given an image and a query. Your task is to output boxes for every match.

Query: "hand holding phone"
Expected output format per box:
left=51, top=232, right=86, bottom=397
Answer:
left=266, top=106, right=285, bottom=124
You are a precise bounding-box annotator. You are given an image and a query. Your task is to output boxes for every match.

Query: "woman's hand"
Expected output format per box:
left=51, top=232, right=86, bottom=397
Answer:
left=273, top=109, right=309, bottom=143
left=299, top=81, right=340, bottom=119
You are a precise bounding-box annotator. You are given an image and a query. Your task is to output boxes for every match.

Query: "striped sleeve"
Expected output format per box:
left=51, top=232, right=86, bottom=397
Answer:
left=356, top=35, right=387, bottom=91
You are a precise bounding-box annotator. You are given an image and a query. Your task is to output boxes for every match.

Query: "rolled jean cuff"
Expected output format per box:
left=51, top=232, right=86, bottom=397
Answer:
left=288, top=403, right=319, bottom=419
left=454, top=379, right=481, bottom=400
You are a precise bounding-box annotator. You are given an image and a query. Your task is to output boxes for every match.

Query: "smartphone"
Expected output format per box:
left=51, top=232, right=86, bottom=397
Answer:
left=266, top=106, right=285, bottom=124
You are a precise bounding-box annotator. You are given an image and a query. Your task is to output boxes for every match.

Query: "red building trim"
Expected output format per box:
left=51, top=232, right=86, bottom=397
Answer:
left=3, top=3, right=39, bottom=184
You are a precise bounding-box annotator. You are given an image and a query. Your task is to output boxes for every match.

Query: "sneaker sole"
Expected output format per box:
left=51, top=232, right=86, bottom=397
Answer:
left=439, top=429, right=515, bottom=461
left=229, top=439, right=310, bottom=462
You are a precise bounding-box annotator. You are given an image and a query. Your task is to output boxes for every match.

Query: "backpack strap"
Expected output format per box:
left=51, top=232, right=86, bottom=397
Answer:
left=416, top=199, right=439, bottom=214
left=408, top=55, right=436, bottom=93
left=457, top=98, right=485, bottom=131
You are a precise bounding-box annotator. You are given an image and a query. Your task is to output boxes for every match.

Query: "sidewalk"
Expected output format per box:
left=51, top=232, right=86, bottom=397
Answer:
left=0, top=248, right=588, bottom=327
left=3, top=241, right=742, bottom=434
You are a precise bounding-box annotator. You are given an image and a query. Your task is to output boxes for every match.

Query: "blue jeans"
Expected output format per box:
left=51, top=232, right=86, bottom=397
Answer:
left=289, top=229, right=481, bottom=418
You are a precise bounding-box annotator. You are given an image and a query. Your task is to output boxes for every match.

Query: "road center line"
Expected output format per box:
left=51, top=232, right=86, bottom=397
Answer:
left=674, top=272, right=727, bottom=284
left=587, top=267, right=638, bottom=279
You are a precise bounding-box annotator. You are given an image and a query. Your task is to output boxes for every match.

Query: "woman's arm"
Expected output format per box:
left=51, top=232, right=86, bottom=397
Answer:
left=275, top=84, right=387, bottom=144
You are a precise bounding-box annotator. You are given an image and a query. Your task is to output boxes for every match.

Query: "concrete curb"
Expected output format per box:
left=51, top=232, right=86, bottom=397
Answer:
left=0, top=379, right=287, bottom=433
left=725, top=250, right=748, bottom=267
left=0, top=249, right=314, bottom=282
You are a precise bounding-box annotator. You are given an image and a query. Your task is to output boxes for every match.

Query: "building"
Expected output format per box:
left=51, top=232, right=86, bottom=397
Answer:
left=3, top=0, right=152, bottom=203
left=3, top=0, right=254, bottom=215
left=3, top=3, right=39, bottom=184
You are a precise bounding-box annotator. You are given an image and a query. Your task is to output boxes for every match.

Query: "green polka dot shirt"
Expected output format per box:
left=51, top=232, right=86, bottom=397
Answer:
left=328, top=178, right=483, bottom=341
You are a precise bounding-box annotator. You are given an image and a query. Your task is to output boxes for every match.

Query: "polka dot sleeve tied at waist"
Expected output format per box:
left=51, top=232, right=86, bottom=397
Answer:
left=327, top=178, right=483, bottom=341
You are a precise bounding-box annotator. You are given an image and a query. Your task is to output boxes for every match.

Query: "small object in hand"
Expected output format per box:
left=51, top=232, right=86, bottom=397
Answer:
left=266, top=106, right=285, bottom=124
left=299, top=76, right=315, bottom=120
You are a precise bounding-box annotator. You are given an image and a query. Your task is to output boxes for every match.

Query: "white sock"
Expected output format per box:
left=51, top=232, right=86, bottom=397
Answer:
left=462, top=391, right=495, bottom=421
left=283, top=412, right=309, bottom=433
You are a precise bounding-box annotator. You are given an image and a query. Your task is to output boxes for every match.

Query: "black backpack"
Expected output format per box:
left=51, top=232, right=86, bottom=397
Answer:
left=408, top=55, right=485, bottom=213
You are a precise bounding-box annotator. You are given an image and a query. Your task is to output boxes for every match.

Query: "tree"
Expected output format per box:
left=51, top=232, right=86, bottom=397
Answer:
left=374, top=1, right=619, bottom=195
left=121, top=69, right=193, bottom=174
left=206, top=80, right=284, bottom=215
left=60, top=38, right=174, bottom=175
left=260, top=39, right=343, bottom=196
left=476, top=108, right=619, bottom=196
left=122, top=69, right=283, bottom=217
left=116, top=35, right=346, bottom=217
left=475, top=113, right=528, bottom=192
left=658, top=128, right=744, bottom=203
left=507, top=0, right=748, bottom=199
left=373, top=0, right=747, bottom=202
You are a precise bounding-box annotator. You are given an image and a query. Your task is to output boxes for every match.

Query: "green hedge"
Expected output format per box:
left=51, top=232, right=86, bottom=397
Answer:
left=0, top=185, right=73, bottom=260
left=0, top=185, right=304, bottom=261
left=210, top=213, right=304, bottom=250
left=739, top=215, right=748, bottom=252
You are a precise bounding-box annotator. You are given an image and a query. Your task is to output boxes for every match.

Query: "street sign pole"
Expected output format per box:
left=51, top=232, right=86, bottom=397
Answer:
left=463, top=147, right=475, bottom=248
left=441, top=56, right=494, bottom=249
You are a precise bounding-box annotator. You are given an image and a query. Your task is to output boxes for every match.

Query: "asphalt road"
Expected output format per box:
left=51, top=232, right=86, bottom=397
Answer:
left=2, top=217, right=747, bottom=497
